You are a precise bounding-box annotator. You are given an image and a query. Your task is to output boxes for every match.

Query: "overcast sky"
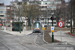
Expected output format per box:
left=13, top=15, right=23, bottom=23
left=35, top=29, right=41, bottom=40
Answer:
left=0, top=0, right=69, bottom=5
left=0, top=0, right=22, bottom=5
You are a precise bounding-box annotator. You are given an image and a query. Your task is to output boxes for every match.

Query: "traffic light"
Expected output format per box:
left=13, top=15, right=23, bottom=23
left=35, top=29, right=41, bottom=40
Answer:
left=51, top=17, right=54, bottom=20
left=51, top=15, right=54, bottom=20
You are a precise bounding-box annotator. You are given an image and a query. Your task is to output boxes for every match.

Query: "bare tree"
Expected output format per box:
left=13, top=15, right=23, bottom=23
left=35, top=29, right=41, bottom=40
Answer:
left=69, top=0, right=75, bottom=27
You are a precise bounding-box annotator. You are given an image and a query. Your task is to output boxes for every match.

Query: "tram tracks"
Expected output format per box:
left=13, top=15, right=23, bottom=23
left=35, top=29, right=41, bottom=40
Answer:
left=30, top=32, right=47, bottom=45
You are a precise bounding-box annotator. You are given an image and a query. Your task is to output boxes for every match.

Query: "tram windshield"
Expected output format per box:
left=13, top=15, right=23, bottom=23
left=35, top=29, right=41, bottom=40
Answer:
left=34, top=22, right=40, bottom=28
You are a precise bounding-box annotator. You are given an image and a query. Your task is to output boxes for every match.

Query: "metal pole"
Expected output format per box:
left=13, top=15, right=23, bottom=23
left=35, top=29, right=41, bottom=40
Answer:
left=45, top=10, right=47, bottom=29
left=60, top=28, right=62, bottom=42
left=71, top=1, right=72, bottom=34
left=29, top=9, right=31, bottom=30
left=52, top=16, right=54, bottom=42
left=19, top=8, right=21, bottom=33
left=30, top=16, right=31, bottom=30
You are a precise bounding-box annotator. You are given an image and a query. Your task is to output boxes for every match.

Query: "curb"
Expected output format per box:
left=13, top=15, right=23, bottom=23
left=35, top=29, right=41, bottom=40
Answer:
left=43, top=31, right=49, bottom=44
left=68, top=33, right=74, bottom=36
left=1, top=30, right=33, bottom=36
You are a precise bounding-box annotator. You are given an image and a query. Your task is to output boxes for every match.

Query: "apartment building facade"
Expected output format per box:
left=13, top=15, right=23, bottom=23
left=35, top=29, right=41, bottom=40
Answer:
left=0, top=3, right=6, bottom=26
left=6, top=5, right=13, bottom=26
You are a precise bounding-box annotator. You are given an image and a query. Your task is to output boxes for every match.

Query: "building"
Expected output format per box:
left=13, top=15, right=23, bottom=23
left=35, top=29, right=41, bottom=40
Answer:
left=0, top=3, right=14, bottom=26
left=39, top=0, right=62, bottom=26
left=6, top=5, right=13, bottom=26
left=0, top=3, right=6, bottom=26
left=10, top=0, right=23, bottom=22
left=11, top=0, right=71, bottom=27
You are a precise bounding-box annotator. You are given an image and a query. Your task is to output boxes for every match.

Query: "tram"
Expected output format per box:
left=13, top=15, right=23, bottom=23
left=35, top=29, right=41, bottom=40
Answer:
left=33, top=21, right=42, bottom=33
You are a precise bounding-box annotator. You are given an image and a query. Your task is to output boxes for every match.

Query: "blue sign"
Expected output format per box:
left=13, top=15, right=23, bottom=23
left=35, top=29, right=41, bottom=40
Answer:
left=51, top=26, right=54, bottom=30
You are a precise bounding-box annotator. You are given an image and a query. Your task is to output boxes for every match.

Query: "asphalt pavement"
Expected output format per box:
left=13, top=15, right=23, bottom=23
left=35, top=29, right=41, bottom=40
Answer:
left=0, top=30, right=48, bottom=50
left=0, top=29, right=75, bottom=50
left=0, top=42, right=9, bottom=50
left=0, top=30, right=29, bottom=50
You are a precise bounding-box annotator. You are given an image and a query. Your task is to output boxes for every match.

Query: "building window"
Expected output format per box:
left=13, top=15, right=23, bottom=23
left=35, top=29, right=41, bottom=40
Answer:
left=17, top=2, right=22, bottom=5
left=53, top=22, right=56, bottom=24
left=41, top=6, right=44, bottom=8
left=0, top=15, right=4, bottom=17
left=0, top=7, right=6, bottom=9
left=7, top=7, right=10, bottom=9
left=8, top=19, right=10, bottom=21
left=66, top=22, right=70, bottom=23
left=44, top=6, right=47, bottom=8
left=0, top=11, right=3, bottom=13
left=41, top=18, right=44, bottom=20
left=45, top=3, right=47, bottom=4
left=3, top=11, right=6, bottom=13
left=61, top=18, right=64, bottom=20
left=7, top=11, right=10, bottom=13
left=48, top=18, right=50, bottom=20
left=0, top=11, right=6, bottom=13
left=8, top=15, right=10, bottom=17
left=41, top=6, right=47, bottom=8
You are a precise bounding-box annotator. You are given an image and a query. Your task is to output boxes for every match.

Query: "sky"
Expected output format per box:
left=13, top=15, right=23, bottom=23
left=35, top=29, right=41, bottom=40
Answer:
left=0, top=0, right=69, bottom=5
left=0, top=0, right=22, bottom=5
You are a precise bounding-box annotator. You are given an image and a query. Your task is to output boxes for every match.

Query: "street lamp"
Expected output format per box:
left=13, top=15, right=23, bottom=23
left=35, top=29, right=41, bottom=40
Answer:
left=28, top=8, right=31, bottom=30
left=51, top=1, right=55, bottom=42
left=51, top=15, right=54, bottom=42
left=71, top=0, right=73, bottom=34
left=19, top=8, right=21, bottom=33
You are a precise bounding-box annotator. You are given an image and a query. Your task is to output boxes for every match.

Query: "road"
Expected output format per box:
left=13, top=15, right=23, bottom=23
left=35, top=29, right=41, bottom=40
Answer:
left=0, top=30, right=75, bottom=50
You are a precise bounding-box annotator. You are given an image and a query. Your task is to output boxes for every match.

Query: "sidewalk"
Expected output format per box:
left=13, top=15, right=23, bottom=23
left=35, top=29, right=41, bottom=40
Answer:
left=2, top=30, right=32, bottom=36
left=49, top=31, right=75, bottom=45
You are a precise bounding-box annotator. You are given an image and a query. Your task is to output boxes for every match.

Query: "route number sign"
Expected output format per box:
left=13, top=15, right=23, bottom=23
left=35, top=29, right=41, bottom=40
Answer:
left=51, top=26, right=54, bottom=32
left=58, top=21, right=63, bottom=28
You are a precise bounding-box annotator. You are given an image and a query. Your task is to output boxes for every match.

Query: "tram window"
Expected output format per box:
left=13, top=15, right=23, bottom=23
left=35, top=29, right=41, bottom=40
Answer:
left=41, top=18, right=44, bottom=20
left=53, top=22, right=56, bottom=24
left=34, top=22, right=40, bottom=28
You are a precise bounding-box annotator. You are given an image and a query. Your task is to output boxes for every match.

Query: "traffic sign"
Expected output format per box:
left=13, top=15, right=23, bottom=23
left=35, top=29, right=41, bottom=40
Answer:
left=42, top=27, right=45, bottom=30
left=51, top=26, right=54, bottom=32
left=58, top=21, right=63, bottom=28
